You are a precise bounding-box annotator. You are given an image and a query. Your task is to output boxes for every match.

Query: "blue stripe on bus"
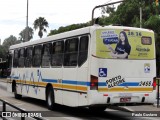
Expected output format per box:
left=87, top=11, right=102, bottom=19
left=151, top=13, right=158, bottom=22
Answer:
left=118, top=82, right=139, bottom=86
left=12, top=76, right=19, bottom=79
left=11, top=76, right=140, bottom=87
left=98, top=82, right=106, bottom=86
left=98, top=82, right=139, bottom=86
left=42, top=79, right=139, bottom=87
left=62, top=80, right=90, bottom=86
left=62, top=80, right=77, bottom=84
left=77, top=81, right=90, bottom=86
left=42, top=79, right=90, bottom=86
left=42, top=79, right=57, bottom=83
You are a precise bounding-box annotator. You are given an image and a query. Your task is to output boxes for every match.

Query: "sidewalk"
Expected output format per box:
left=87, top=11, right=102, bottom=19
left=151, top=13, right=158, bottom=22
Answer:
left=0, top=78, right=8, bottom=82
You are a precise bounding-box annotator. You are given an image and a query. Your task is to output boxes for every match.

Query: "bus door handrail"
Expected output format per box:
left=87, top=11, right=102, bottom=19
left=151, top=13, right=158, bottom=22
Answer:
left=0, top=99, right=43, bottom=120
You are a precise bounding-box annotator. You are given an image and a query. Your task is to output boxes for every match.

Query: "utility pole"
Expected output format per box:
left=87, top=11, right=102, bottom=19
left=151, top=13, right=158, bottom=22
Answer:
left=140, top=0, right=142, bottom=28
left=26, top=0, right=29, bottom=42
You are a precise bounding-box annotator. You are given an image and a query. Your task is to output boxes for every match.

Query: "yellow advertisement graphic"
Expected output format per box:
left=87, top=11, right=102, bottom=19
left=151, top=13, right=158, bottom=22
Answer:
left=96, top=29, right=155, bottom=59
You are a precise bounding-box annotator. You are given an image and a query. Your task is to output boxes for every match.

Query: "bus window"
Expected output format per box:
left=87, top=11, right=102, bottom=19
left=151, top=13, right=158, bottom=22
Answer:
left=18, top=48, right=25, bottom=67
left=6, top=52, right=12, bottom=76
left=8, top=52, right=12, bottom=68
left=13, top=49, right=19, bottom=67
left=32, top=45, right=42, bottom=67
left=64, top=38, right=78, bottom=67
left=42, top=43, right=52, bottom=67
left=78, top=36, right=89, bottom=66
left=25, top=47, right=33, bottom=67
left=51, top=41, right=64, bottom=67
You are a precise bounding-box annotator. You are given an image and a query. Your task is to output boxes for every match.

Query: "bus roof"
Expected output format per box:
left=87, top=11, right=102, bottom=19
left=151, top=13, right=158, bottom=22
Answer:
left=9, top=25, right=154, bottom=50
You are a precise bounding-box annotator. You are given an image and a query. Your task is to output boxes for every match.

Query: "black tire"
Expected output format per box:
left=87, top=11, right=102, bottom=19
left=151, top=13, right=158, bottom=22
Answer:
left=46, top=86, right=55, bottom=110
left=89, top=106, right=107, bottom=111
left=14, top=83, right=22, bottom=99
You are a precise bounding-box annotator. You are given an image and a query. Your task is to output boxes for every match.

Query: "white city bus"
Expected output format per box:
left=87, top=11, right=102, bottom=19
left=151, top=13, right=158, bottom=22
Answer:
left=7, top=25, right=157, bottom=110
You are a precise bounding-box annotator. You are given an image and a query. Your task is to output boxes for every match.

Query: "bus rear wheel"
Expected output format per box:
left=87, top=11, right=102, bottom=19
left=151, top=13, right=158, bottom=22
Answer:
left=13, top=83, right=22, bottom=99
left=46, top=86, right=55, bottom=110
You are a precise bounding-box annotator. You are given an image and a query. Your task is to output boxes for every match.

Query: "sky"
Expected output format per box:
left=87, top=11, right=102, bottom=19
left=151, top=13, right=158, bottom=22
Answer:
left=0, top=0, right=120, bottom=44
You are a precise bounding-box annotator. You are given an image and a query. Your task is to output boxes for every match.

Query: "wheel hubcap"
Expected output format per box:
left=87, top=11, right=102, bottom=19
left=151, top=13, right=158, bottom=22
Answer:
left=48, top=92, right=52, bottom=106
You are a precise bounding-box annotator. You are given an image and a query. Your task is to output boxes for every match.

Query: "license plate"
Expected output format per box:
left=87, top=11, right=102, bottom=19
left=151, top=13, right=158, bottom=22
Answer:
left=120, top=97, right=131, bottom=102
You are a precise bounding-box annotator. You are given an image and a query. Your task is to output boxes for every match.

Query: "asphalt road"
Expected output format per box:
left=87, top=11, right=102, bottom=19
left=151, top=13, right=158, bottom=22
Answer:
left=0, top=79, right=160, bottom=120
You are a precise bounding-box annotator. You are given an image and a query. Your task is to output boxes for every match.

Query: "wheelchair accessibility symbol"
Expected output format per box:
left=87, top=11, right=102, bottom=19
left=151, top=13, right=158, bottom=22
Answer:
left=99, top=68, right=107, bottom=77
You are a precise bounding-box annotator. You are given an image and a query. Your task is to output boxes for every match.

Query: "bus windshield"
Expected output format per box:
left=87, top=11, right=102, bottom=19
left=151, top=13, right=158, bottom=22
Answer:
left=96, top=29, right=155, bottom=59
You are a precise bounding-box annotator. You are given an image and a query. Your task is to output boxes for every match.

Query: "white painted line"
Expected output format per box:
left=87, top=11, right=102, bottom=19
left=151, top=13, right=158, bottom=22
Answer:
left=105, top=108, right=118, bottom=111
left=120, top=106, right=135, bottom=112
left=6, top=118, right=15, bottom=120
left=0, top=103, right=24, bottom=107
left=141, top=117, right=160, bottom=120
left=62, top=117, right=83, bottom=120
left=28, top=117, right=49, bottom=120
left=41, top=118, right=50, bottom=120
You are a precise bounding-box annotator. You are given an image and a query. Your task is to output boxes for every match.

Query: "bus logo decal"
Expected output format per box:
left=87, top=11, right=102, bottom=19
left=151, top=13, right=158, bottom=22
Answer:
left=106, top=75, right=125, bottom=88
left=99, top=68, right=107, bottom=77
left=144, top=63, right=150, bottom=73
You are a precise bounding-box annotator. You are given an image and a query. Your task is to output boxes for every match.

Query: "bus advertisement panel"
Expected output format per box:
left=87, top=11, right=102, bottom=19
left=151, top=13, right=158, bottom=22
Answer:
left=96, top=29, right=155, bottom=59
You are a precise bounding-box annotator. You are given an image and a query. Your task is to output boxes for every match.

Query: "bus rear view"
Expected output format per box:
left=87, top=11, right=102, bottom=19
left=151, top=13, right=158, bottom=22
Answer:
left=89, top=26, right=156, bottom=109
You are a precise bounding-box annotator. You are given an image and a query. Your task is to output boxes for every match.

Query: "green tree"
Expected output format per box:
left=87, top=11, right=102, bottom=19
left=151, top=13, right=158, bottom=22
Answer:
left=19, top=26, right=34, bottom=42
left=2, top=35, right=20, bottom=60
left=33, top=17, right=49, bottom=38
left=0, top=45, right=6, bottom=60
left=2, top=35, right=20, bottom=51
left=48, top=23, right=89, bottom=36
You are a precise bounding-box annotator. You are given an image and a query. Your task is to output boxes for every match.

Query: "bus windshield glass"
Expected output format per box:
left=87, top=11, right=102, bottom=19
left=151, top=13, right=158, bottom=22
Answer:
left=96, top=29, right=155, bottom=59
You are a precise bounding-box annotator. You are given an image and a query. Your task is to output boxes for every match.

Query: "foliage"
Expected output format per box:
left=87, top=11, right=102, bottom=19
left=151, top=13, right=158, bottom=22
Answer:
left=33, top=17, right=49, bottom=38
left=2, top=35, right=21, bottom=60
left=48, top=23, right=90, bottom=36
left=3, top=35, right=20, bottom=50
left=19, top=26, right=34, bottom=42
left=0, top=45, right=6, bottom=60
left=101, top=5, right=116, bottom=15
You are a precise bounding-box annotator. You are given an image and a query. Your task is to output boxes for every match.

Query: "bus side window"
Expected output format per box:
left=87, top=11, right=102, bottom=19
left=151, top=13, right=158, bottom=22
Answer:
left=8, top=52, right=12, bottom=68
left=18, top=48, right=25, bottom=67
left=42, top=43, right=52, bottom=67
left=64, top=38, right=78, bottom=67
left=25, top=47, right=33, bottom=67
left=13, top=49, right=19, bottom=68
left=6, top=52, right=12, bottom=76
left=32, top=45, right=42, bottom=67
left=78, top=36, right=89, bottom=66
left=51, top=41, right=64, bottom=67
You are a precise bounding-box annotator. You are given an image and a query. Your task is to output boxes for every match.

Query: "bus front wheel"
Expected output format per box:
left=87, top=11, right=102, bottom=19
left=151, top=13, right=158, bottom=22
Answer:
left=46, top=86, right=55, bottom=110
